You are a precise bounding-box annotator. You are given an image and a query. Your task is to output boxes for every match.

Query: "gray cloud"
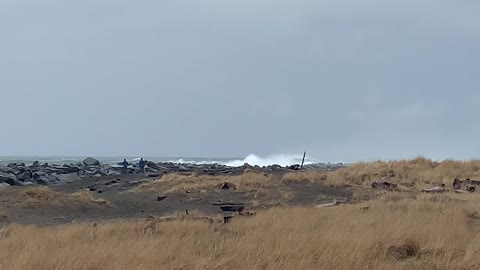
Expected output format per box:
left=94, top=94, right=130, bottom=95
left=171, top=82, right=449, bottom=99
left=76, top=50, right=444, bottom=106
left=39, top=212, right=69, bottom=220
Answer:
left=0, top=0, right=479, bottom=161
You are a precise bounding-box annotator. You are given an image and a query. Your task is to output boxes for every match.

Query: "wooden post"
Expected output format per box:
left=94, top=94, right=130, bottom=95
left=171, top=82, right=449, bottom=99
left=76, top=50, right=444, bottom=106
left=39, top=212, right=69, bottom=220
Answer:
left=300, top=151, right=306, bottom=170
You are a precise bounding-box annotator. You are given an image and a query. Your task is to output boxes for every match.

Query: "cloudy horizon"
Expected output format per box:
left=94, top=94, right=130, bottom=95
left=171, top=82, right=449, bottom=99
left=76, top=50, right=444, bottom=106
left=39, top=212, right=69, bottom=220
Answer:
left=1, top=0, right=479, bottom=162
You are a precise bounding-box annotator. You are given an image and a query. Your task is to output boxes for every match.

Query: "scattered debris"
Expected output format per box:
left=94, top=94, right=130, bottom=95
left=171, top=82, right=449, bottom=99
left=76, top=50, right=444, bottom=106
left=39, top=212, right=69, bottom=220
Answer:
left=220, top=205, right=245, bottom=213
left=360, top=206, right=370, bottom=212
left=223, top=216, right=234, bottom=224
left=239, top=211, right=256, bottom=217
left=156, top=196, right=167, bottom=202
left=467, top=186, right=476, bottom=193
left=387, top=241, right=419, bottom=260
left=219, top=182, right=237, bottom=190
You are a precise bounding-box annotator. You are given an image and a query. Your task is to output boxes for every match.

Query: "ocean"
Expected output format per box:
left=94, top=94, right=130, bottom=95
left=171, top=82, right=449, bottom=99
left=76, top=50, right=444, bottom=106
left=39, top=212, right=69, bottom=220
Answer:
left=0, top=154, right=325, bottom=167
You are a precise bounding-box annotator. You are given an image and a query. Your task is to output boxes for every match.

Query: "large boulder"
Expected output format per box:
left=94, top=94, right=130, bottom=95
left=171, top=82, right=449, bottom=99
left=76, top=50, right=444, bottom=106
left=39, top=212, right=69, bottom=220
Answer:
left=0, top=172, right=18, bottom=186
left=32, top=173, right=59, bottom=185
left=146, top=161, right=159, bottom=170
left=83, top=157, right=100, bottom=166
left=16, top=171, right=32, bottom=181
left=0, top=165, right=15, bottom=174
left=57, top=173, right=81, bottom=183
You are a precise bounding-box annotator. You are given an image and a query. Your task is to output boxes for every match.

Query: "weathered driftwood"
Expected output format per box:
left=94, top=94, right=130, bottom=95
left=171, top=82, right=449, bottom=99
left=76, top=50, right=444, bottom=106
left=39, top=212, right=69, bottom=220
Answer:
left=315, top=199, right=347, bottom=208
left=422, top=186, right=447, bottom=193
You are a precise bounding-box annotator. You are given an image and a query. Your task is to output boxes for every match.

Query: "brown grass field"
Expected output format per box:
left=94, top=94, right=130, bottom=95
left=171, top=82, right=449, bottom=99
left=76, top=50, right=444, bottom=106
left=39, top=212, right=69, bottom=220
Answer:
left=284, top=157, right=480, bottom=187
left=2, top=158, right=480, bottom=270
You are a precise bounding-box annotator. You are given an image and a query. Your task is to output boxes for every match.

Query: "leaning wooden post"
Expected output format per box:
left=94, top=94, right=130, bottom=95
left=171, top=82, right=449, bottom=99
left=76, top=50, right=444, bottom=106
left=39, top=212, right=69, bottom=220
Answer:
left=300, top=151, right=307, bottom=170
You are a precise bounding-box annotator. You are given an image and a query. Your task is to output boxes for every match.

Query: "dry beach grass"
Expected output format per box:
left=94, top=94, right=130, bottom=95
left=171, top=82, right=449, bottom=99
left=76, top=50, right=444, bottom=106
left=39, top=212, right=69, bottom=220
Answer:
left=1, top=192, right=480, bottom=270
left=132, top=172, right=274, bottom=194
left=284, top=157, right=480, bottom=187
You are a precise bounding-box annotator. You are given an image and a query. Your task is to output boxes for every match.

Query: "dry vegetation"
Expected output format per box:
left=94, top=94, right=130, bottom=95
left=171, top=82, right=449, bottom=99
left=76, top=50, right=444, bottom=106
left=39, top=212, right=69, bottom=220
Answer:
left=1, top=192, right=480, bottom=269
left=132, top=172, right=274, bottom=194
left=284, top=157, right=480, bottom=188
left=23, top=187, right=107, bottom=206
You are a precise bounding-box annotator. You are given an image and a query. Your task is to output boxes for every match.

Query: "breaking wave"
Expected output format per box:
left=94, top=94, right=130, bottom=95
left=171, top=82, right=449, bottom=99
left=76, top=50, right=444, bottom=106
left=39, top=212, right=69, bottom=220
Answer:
left=224, top=154, right=317, bottom=167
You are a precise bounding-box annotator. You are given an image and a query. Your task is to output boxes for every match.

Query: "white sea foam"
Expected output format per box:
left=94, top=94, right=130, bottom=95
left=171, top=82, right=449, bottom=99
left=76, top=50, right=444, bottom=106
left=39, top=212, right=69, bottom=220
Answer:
left=224, top=154, right=317, bottom=167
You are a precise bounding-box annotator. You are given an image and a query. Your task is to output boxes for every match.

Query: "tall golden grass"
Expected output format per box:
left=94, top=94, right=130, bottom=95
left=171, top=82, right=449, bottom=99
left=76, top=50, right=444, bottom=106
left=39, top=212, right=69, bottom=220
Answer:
left=284, top=157, right=480, bottom=187
left=132, top=172, right=274, bottom=194
left=1, top=193, right=480, bottom=269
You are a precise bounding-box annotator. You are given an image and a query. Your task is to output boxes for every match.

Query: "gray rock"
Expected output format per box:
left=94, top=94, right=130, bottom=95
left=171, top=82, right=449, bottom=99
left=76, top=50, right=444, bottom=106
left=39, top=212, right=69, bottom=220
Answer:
left=16, top=171, right=32, bottom=181
left=178, top=165, right=191, bottom=172
left=107, top=170, right=121, bottom=176
left=0, top=165, right=15, bottom=174
left=7, top=163, right=17, bottom=168
left=0, top=183, right=11, bottom=188
left=57, top=173, right=81, bottom=183
left=32, top=161, right=40, bottom=167
left=83, top=157, right=100, bottom=166
left=145, top=167, right=159, bottom=173
left=32, top=173, right=59, bottom=185
left=17, top=181, right=34, bottom=186
left=146, top=161, right=159, bottom=169
left=0, top=172, right=18, bottom=186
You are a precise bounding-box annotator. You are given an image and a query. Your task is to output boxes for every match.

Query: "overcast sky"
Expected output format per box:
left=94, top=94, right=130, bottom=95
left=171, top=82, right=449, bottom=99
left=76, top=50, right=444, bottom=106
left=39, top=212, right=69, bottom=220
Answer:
left=0, top=0, right=479, bottom=161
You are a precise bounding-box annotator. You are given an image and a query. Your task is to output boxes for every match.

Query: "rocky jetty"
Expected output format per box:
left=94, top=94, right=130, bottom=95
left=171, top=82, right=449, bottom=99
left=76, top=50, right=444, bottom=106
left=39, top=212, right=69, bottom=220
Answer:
left=0, top=157, right=347, bottom=187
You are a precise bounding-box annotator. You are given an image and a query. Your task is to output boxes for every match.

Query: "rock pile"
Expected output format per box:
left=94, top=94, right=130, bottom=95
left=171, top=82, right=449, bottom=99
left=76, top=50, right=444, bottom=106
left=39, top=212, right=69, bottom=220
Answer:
left=0, top=158, right=347, bottom=188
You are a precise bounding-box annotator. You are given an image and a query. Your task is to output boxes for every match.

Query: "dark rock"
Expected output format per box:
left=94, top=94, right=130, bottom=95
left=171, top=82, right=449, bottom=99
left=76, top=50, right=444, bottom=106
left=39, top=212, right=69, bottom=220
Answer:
left=33, top=174, right=59, bottom=185
left=146, top=161, right=159, bottom=169
left=66, top=165, right=82, bottom=173
left=97, top=189, right=103, bottom=194
left=0, top=172, right=17, bottom=186
left=157, top=196, right=167, bottom=202
left=7, top=163, right=17, bottom=168
left=32, top=161, right=40, bottom=167
left=16, top=171, right=32, bottom=181
left=220, top=204, right=245, bottom=213
left=83, top=157, right=100, bottom=166
left=288, top=164, right=301, bottom=171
